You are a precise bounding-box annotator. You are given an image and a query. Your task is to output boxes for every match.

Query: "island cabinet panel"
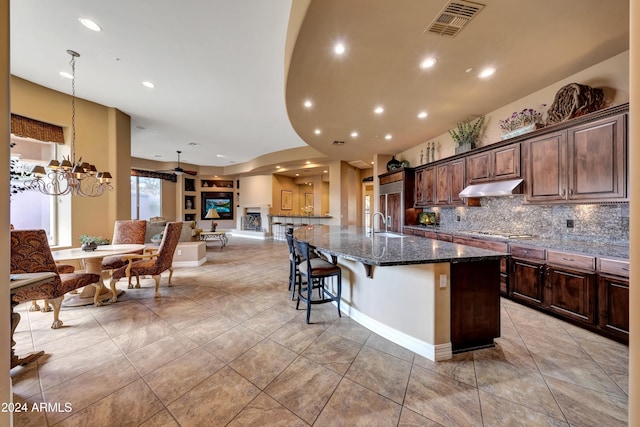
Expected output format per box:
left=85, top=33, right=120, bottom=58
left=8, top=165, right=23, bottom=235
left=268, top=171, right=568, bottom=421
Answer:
left=597, top=258, right=629, bottom=342
left=451, top=259, right=501, bottom=352
left=453, top=236, right=508, bottom=294
left=466, top=144, right=520, bottom=185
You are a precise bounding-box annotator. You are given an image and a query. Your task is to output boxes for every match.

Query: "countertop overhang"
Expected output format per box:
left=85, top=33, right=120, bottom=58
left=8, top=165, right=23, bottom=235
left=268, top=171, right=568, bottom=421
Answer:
left=293, top=225, right=507, bottom=267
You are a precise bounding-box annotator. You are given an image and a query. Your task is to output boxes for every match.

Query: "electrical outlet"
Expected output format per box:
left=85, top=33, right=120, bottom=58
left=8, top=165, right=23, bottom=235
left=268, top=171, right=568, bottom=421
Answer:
left=456, top=215, right=461, bottom=222
left=439, top=274, right=447, bottom=289
left=177, top=249, right=182, bottom=256
left=566, top=219, right=574, bottom=228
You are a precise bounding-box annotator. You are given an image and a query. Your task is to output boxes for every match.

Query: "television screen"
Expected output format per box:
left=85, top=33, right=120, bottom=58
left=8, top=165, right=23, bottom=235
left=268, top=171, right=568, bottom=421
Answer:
left=206, top=198, right=231, bottom=214
left=201, top=191, right=234, bottom=219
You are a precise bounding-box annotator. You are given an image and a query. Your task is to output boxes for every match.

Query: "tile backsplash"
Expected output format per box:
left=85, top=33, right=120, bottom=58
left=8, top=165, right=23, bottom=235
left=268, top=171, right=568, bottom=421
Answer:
left=425, top=196, right=629, bottom=245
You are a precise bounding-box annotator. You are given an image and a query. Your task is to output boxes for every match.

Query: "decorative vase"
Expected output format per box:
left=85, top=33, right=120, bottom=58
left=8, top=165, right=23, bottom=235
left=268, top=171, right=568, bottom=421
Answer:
left=386, top=156, right=402, bottom=171
left=81, top=242, right=98, bottom=252
left=211, top=225, right=217, bottom=232
left=455, top=142, right=475, bottom=154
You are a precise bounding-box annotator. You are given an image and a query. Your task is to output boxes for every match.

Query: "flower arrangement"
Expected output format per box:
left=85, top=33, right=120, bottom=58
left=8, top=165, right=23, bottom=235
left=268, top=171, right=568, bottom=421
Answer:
left=79, top=235, right=110, bottom=245
left=302, top=205, right=314, bottom=214
left=499, top=105, right=546, bottom=132
left=449, top=116, right=485, bottom=147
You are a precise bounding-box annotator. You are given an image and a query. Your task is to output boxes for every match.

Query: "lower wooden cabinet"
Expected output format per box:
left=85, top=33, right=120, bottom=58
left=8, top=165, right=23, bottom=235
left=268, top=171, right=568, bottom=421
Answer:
left=544, top=265, right=596, bottom=325
left=510, top=257, right=545, bottom=305
left=597, top=257, right=630, bottom=341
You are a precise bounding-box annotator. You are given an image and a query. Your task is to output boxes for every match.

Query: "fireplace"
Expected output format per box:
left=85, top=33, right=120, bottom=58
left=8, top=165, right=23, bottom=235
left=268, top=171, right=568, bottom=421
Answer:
left=242, top=212, right=262, bottom=231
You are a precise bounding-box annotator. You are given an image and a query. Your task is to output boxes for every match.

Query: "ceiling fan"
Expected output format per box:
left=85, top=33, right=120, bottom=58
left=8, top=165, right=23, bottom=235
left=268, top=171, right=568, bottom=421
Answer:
left=156, top=150, right=198, bottom=176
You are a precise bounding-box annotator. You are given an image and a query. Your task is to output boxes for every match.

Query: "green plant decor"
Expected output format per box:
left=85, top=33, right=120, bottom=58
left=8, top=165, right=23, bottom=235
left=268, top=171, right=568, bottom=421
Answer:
left=448, top=116, right=485, bottom=147
left=79, top=235, right=110, bottom=245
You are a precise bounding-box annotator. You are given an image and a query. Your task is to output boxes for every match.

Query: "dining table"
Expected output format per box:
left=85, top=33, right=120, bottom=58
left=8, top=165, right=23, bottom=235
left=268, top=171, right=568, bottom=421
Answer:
left=52, top=244, right=146, bottom=307
left=9, top=272, right=57, bottom=368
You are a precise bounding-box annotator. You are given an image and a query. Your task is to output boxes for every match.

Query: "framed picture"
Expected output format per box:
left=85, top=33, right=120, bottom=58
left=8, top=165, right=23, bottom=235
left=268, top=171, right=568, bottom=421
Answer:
left=304, top=193, right=314, bottom=208
left=281, top=190, right=293, bottom=210
left=201, top=191, right=234, bottom=220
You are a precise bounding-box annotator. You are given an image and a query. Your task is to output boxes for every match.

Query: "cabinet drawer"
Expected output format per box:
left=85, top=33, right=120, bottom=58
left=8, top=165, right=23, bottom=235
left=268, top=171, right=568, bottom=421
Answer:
left=547, top=250, right=595, bottom=271
left=437, top=233, right=453, bottom=242
left=510, top=245, right=545, bottom=261
left=423, top=230, right=438, bottom=239
left=380, top=171, right=403, bottom=185
left=598, top=257, right=630, bottom=278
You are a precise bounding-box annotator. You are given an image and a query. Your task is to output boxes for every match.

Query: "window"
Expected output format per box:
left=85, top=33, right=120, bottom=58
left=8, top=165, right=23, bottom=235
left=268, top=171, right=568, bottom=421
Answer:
left=131, top=176, right=162, bottom=219
left=10, top=136, right=65, bottom=245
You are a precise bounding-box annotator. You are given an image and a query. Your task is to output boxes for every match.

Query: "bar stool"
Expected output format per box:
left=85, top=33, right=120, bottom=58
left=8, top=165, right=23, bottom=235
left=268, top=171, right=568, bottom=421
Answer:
left=286, top=229, right=318, bottom=300
left=271, top=220, right=284, bottom=241
left=294, top=238, right=342, bottom=324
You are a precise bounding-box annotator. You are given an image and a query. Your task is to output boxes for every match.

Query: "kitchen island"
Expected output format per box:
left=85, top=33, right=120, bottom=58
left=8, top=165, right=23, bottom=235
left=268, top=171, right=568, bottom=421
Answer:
left=293, top=225, right=508, bottom=361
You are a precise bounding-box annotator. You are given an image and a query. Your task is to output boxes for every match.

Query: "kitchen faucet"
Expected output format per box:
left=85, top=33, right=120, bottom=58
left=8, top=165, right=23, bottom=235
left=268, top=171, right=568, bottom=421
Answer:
left=372, top=211, right=388, bottom=234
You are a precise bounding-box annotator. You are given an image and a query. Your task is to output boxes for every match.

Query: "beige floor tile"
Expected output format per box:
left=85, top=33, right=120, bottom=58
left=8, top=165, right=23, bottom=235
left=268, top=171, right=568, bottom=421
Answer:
left=168, top=366, right=261, bottom=426
left=10, top=362, right=42, bottom=401
left=112, top=318, right=179, bottom=355
left=404, top=365, right=483, bottom=426
left=144, top=347, right=225, bottom=404
left=138, top=409, right=180, bottom=427
left=12, top=392, right=46, bottom=427
left=516, top=323, right=590, bottom=359
left=180, top=312, right=239, bottom=344
left=203, top=324, right=264, bottom=364
left=229, top=339, right=298, bottom=389
left=53, top=378, right=164, bottom=427
left=397, top=407, right=442, bottom=426
left=365, top=333, right=415, bottom=362
left=227, top=392, right=307, bottom=426
left=242, top=305, right=300, bottom=336
left=574, top=335, right=629, bottom=368
left=264, top=356, right=341, bottom=424
left=479, top=389, right=569, bottom=426
left=268, top=318, right=326, bottom=354
left=325, top=317, right=371, bottom=344
left=126, top=333, right=198, bottom=375
left=344, top=346, right=411, bottom=404
left=414, top=351, right=477, bottom=388
left=314, top=378, right=402, bottom=426
left=528, top=343, right=626, bottom=398
left=301, top=331, right=363, bottom=375
left=545, top=376, right=628, bottom=427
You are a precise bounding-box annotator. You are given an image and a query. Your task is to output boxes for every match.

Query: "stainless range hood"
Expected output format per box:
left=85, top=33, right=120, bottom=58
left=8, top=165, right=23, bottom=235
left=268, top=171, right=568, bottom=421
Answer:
left=458, top=178, right=523, bottom=198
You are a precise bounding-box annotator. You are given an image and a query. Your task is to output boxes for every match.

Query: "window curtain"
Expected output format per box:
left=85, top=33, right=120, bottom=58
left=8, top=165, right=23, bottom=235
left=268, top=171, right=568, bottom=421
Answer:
left=131, top=168, right=177, bottom=182
left=10, top=114, right=64, bottom=143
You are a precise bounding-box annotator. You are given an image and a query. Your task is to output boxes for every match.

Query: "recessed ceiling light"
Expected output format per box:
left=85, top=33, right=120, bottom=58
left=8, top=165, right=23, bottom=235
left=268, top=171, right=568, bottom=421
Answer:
left=59, top=71, right=73, bottom=79
left=188, top=142, right=198, bottom=146
left=323, top=170, right=328, bottom=173
left=465, top=67, right=474, bottom=73
left=142, top=81, right=156, bottom=88
left=385, top=134, right=392, bottom=140
left=216, top=154, right=224, bottom=157
left=79, top=18, right=102, bottom=32
left=154, top=154, right=162, bottom=158
left=305, top=161, right=311, bottom=165
left=350, top=131, right=359, bottom=137
left=295, top=173, right=300, bottom=177
left=374, top=106, right=384, bottom=114
left=303, top=100, right=313, bottom=108
left=479, top=67, right=496, bottom=78
left=314, top=129, right=321, bottom=135
left=418, top=111, right=428, bottom=119
left=420, top=57, right=437, bottom=69
left=334, top=42, right=346, bottom=55
left=276, top=165, right=281, bottom=169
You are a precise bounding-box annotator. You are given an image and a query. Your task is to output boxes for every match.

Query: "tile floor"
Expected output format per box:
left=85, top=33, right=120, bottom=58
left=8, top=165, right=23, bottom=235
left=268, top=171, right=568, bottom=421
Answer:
left=10, top=237, right=629, bottom=426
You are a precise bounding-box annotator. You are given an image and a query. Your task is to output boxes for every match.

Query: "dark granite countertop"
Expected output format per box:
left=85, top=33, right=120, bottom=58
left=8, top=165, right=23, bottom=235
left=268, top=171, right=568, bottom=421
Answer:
left=293, top=225, right=507, bottom=267
left=403, top=225, right=629, bottom=259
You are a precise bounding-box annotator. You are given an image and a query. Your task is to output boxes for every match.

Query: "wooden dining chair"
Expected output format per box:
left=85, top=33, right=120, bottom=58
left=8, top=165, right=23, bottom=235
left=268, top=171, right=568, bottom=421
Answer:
left=101, top=219, right=147, bottom=277
left=109, top=222, right=182, bottom=300
left=10, top=230, right=101, bottom=329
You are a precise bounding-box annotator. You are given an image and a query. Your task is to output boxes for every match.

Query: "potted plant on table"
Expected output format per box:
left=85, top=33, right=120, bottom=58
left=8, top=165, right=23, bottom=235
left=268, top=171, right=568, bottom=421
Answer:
left=79, top=235, right=110, bottom=251
left=449, top=116, right=485, bottom=154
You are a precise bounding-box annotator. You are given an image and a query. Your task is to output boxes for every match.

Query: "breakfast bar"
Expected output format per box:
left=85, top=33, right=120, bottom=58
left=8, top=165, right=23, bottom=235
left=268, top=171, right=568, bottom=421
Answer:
left=293, top=225, right=508, bottom=361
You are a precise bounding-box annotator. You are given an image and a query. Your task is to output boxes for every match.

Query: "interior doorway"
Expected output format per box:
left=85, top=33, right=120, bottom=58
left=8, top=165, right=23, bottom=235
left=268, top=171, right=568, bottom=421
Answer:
left=363, top=182, right=373, bottom=234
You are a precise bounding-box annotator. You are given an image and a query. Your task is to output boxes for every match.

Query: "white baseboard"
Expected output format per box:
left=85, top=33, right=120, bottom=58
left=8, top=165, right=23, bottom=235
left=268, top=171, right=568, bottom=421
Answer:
left=172, top=257, right=207, bottom=267
left=339, top=302, right=452, bottom=361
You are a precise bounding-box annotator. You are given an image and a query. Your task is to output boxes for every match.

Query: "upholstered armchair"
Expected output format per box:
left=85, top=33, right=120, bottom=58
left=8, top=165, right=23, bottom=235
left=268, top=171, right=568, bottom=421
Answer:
left=11, top=230, right=101, bottom=329
left=101, top=219, right=147, bottom=273
left=109, top=222, right=183, bottom=300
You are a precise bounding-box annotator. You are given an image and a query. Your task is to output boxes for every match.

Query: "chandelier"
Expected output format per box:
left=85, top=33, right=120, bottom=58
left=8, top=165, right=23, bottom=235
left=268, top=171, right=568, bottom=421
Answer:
left=25, top=50, right=113, bottom=197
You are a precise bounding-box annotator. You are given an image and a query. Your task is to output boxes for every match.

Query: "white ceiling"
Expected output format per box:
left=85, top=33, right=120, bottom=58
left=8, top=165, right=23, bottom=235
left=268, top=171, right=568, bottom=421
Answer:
left=9, top=0, right=630, bottom=175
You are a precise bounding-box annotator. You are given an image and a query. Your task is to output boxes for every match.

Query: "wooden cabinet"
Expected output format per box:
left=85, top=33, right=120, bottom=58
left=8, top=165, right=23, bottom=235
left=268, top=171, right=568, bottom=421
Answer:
left=467, top=144, right=520, bottom=184
left=454, top=236, right=509, bottom=295
left=379, top=168, right=415, bottom=231
left=509, top=245, right=546, bottom=306
left=435, top=159, right=465, bottom=206
left=414, top=166, right=435, bottom=207
left=544, top=263, right=596, bottom=326
left=524, top=113, right=627, bottom=204
left=597, top=257, right=629, bottom=342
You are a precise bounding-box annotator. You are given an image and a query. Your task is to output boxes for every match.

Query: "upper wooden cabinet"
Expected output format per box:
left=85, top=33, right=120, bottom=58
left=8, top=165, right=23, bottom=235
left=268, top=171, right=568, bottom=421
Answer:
left=523, top=113, right=627, bottom=203
left=466, top=144, right=521, bottom=184
left=414, top=166, right=436, bottom=207
left=435, top=159, right=465, bottom=206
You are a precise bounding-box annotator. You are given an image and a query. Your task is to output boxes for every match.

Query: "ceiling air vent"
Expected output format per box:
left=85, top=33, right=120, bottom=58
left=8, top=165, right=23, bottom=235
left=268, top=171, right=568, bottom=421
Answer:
left=332, top=140, right=345, bottom=145
left=348, top=160, right=373, bottom=169
left=426, top=0, right=485, bottom=37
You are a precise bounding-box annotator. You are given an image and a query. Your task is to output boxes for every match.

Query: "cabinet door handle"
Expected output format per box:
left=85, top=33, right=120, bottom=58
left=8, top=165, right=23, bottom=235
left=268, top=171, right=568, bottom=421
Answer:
left=569, top=188, right=574, bottom=196
left=561, top=189, right=566, bottom=197
left=622, top=267, right=630, bottom=272
left=562, top=257, right=575, bottom=262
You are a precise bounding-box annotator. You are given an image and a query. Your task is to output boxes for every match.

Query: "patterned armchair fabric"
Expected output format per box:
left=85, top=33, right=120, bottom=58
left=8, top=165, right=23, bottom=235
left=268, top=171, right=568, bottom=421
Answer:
left=101, top=219, right=147, bottom=271
left=11, top=230, right=101, bottom=329
left=110, top=222, right=183, bottom=299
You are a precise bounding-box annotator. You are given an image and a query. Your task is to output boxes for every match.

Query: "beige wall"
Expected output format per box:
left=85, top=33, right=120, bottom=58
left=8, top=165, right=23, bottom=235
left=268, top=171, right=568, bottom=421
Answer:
left=398, top=51, right=631, bottom=166
left=240, top=175, right=273, bottom=207
left=10, top=76, right=130, bottom=245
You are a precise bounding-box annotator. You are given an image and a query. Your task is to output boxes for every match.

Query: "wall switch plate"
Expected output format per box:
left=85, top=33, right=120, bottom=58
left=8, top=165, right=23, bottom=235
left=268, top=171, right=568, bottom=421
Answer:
left=177, top=249, right=182, bottom=256
left=439, top=274, right=447, bottom=289
left=566, top=219, right=574, bottom=228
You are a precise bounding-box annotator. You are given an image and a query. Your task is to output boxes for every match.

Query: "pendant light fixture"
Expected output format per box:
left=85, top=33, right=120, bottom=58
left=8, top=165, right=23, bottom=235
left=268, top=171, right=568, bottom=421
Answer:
left=25, top=50, right=113, bottom=197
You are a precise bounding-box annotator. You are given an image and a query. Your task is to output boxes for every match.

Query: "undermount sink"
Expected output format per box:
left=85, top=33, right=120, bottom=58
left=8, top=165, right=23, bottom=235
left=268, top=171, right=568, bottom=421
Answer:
left=374, top=232, right=406, bottom=238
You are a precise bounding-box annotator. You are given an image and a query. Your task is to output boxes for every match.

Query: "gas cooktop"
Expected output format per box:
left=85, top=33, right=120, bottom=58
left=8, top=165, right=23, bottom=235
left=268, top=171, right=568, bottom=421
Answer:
left=464, top=230, right=535, bottom=239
